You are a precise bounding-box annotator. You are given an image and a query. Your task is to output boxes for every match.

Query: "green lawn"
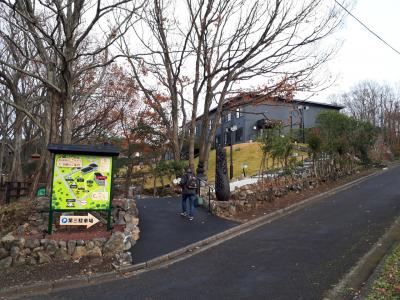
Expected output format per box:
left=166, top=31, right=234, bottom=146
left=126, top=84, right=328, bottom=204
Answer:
left=197, top=142, right=261, bottom=182
left=143, top=141, right=308, bottom=188
left=199, top=142, right=308, bottom=182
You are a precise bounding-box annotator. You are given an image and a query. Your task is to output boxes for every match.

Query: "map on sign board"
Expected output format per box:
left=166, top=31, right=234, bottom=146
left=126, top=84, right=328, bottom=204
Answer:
left=51, top=153, right=112, bottom=210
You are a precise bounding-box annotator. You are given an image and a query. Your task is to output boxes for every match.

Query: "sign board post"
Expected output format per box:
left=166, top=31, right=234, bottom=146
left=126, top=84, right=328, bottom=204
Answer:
left=47, top=144, right=119, bottom=234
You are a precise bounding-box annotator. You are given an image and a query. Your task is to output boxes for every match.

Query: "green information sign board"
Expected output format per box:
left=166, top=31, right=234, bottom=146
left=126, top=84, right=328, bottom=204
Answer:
left=47, top=144, right=119, bottom=234
left=51, top=153, right=112, bottom=210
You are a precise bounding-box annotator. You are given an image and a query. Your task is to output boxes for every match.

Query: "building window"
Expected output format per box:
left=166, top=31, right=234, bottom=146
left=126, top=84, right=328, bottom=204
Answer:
left=235, top=127, right=243, bottom=142
left=235, top=108, right=242, bottom=119
left=209, top=119, right=212, bottom=130
left=195, top=124, right=200, bottom=135
left=226, top=113, right=231, bottom=122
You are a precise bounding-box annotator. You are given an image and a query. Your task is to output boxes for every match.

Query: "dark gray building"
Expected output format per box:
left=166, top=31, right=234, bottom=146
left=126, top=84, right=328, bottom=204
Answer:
left=194, top=95, right=343, bottom=147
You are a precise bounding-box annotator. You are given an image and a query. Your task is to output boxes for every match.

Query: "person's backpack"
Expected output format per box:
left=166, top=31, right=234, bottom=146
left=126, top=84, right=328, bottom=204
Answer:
left=186, top=173, right=198, bottom=189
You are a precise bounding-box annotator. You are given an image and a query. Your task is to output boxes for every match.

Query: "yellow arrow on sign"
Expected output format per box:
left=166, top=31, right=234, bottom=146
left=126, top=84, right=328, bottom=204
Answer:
left=59, top=213, right=100, bottom=229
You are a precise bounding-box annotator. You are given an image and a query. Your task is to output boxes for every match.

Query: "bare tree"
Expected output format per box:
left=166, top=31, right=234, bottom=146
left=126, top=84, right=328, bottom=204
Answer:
left=340, top=80, right=383, bottom=126
left=0, top=100, right=13, bottom=181
left=0, top=0, right=144, bottom=144
left=118, top=0, right=196, bottom=161
left=0, top=1, right=145, bottom=195
left=0, top=14, right=46, bottom=181
left=189, top=0, right=345, bottom=177
left=122, top=0, right=345, bottom=177
left=334, top=81, right=400, bottom=153
left=72, top=64, right=140, bottom=143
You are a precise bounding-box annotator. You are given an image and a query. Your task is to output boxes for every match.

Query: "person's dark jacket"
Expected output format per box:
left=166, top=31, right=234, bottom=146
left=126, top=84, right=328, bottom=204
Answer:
left=180, top=171, right=197, bottom=196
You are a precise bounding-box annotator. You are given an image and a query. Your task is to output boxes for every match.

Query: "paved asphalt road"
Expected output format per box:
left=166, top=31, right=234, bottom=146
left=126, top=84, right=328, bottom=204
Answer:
left=131, top=196, right=237, bottom=263
left=29, top=166, right=400, bottom=300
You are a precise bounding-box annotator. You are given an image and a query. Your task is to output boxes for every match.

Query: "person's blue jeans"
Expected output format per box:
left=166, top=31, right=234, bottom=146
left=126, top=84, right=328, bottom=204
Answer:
left=182, top=194, right=195, bottom=217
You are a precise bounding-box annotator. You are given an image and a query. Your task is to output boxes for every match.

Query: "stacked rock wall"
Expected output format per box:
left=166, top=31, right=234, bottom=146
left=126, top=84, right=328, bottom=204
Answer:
left=0, top=197, right=140, bottom=270
left=208, top=179, right=319, bottom=218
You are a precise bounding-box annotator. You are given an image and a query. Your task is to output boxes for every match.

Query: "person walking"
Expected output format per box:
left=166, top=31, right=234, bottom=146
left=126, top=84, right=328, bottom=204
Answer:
left=180, top=167, right=198, bottom=221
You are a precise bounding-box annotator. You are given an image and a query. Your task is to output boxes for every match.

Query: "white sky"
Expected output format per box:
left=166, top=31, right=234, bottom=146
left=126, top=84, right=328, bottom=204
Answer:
left=309, top=0, right=400, bottom=102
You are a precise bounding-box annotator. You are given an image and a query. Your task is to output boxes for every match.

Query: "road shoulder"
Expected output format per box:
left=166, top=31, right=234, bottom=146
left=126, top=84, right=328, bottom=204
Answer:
left=325, top=215, right=400, bottom=299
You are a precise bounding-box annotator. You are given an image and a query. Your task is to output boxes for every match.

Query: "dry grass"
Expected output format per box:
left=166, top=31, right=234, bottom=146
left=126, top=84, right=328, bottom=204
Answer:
left=0, top=200, right=33, bottom=234
left=145, top=142, right=308, bottom=187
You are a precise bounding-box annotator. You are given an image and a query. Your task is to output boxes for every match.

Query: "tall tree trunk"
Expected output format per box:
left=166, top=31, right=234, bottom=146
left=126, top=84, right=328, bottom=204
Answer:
left=61, top=95, right=73, bottom=144
left=197, top=91, right=213, bottom=157
left=0, top=136, right=4, bottom=184
left=10, top=108, right=24, bottom=181
left=188, top=93, right=199, bottom=169
left=61, top=35, right=74, bottom=144
left=61, top=60, right=73, bottom=144
left=49, top=89, right=61, bottom=144
left=188, top=124, right=196, bottom=170
left=30, top=99, right=52, bottom=198
left=171, top=135, right=180, bottom=161
left=197, top=82, right=230, bottom=179
left=171, top=92, right=180, bottom=161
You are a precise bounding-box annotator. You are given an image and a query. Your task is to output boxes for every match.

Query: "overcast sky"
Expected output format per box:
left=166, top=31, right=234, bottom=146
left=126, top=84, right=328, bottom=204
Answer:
left=310, top=0, right=400, bottom=102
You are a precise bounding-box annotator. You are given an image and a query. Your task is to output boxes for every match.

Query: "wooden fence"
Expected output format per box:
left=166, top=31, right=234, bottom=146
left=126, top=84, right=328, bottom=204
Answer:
left=0, top=182, right=31, bottom=204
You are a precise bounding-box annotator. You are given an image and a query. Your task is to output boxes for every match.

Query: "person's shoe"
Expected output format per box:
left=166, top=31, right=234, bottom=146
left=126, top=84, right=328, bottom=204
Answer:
left=188, top=216, right=194, bottom=221
left=180, top=212, right=188, bottom=217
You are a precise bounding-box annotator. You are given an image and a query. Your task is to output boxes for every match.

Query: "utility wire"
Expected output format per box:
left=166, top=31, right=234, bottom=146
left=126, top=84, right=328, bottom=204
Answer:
left=334, top=0, right=400, bottom=56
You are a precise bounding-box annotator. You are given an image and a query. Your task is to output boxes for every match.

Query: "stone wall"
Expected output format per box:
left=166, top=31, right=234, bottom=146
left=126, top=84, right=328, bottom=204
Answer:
left=208, top=179, right=318, bottom=218
left=0, top=197, right=140, bottom=270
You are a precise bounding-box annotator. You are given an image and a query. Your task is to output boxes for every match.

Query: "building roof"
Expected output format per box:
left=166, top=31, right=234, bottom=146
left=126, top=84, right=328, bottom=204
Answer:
left=195, top=95, right=344, bottom=121
left=291, top=99, right=345, bottom=110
